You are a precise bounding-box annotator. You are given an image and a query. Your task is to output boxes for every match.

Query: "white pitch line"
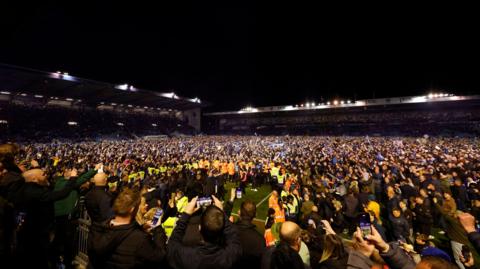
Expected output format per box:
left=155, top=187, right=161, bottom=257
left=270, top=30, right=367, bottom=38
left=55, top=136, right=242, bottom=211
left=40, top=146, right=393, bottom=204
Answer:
left=256, top=191, right=273, bottom=207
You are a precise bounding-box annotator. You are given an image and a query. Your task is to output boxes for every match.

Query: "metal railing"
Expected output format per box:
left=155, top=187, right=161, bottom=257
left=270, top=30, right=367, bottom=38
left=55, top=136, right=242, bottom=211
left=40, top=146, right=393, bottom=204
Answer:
left=73, top=199, right=91, bottom=268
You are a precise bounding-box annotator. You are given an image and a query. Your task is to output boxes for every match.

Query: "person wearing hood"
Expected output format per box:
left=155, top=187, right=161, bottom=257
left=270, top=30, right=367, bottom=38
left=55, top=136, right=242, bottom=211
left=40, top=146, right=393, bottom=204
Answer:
left=88, top=188, right=167, bottom=269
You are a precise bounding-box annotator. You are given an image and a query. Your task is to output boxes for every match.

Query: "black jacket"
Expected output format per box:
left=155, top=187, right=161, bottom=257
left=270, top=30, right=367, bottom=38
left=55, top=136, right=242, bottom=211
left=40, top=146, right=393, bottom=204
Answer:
left=469, top=232, right=480, bottom=254
left=389, top=215, right=410, bottom=241
left=85, top=186, right=114, bottom=223
left=11, top=180, right=81, bottom=268
left=232, top=220, right=266, bottom=269
left=379, top=243, right=415, bottom=269
left=88, top=220, right=167, bottom=269
left=413, top=202, right=433, bottom=224
left=167, top=213, right=242, bottom=269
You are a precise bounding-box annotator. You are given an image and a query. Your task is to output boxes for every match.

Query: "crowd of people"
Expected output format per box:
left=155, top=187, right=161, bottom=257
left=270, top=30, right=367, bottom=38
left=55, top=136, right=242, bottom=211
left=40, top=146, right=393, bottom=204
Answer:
left=1, top=135, right=480, bottom=269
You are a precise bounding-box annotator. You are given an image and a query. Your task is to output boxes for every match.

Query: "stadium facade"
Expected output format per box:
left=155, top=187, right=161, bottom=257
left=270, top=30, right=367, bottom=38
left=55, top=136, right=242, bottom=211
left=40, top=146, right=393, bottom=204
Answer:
left=204, top=94, right=480, bottom=136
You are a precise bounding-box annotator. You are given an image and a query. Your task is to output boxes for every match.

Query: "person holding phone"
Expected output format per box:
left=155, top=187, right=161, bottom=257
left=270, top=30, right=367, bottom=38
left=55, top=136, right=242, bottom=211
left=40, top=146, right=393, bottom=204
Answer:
left=88, top=189, right=167, bottom=269
left=167, top=195, right=242, bottom=269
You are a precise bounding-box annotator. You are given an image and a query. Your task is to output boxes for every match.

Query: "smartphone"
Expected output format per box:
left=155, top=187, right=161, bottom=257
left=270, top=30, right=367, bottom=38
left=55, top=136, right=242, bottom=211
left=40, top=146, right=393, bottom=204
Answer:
left=151, top=209, right=164, bottom=226
left=197, top=196, right=213, bottom=208
left=359, top=213, right=372, bottom=238
left=236, top=188, right=242, bottom=199
left=462, top=245, right=471, bottom=262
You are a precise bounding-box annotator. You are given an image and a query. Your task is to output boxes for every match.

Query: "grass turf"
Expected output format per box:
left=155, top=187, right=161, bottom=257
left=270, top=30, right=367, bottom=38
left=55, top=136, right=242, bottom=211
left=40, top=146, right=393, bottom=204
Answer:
left=224, top=182, right=272, bottom=232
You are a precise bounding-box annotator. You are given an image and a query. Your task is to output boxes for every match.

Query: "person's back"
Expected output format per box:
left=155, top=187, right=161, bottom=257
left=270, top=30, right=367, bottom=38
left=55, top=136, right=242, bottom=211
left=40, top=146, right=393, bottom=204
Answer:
left=85, top=173, right=114, bottom=223
left=167, top=196, right=242, bottom=269
left=233, top=201, right=266, bottom=269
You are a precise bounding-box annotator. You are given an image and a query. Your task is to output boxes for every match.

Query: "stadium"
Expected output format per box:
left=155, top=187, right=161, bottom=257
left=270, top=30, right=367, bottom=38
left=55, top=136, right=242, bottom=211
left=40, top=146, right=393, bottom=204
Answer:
left=2, top=3, right=480, bottom=269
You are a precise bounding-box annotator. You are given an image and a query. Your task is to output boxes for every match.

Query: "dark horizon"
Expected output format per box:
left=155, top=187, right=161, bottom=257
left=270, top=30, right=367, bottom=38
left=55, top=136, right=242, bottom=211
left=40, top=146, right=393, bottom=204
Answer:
left=1, top=3, right=479, bottom=112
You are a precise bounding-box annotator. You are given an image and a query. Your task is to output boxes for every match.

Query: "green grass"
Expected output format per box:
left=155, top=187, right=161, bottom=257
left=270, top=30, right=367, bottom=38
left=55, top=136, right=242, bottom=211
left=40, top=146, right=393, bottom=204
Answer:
left=224, top=182, right=272, bottom=232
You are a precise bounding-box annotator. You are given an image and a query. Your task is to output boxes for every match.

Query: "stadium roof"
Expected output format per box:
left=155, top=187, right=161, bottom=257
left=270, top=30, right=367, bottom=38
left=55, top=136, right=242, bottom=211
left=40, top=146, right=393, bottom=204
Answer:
left=0, top=63, right=206, bottom=110
left=205, top=94, right=480, bottom=116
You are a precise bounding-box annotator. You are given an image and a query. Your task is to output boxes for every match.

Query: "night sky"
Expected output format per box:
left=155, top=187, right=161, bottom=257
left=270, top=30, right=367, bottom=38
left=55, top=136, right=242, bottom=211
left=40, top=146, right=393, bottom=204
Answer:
left=1, top=2, right=479, bottom=111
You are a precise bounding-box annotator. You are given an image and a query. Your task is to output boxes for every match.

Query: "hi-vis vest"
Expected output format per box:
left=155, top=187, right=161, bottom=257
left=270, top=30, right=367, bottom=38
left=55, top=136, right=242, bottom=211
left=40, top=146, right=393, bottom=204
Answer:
left=269, top=195, right=285, bottom=223
left=270, top=166, right=280, bottom=178
left=277, top=174, right=285, bottom=184
left=162, top=196, right=189, bottom=237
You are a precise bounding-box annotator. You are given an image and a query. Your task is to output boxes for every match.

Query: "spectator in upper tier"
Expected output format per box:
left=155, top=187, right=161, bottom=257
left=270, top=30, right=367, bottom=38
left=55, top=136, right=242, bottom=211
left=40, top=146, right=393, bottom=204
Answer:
left=88, top=188, right=167, bottom=269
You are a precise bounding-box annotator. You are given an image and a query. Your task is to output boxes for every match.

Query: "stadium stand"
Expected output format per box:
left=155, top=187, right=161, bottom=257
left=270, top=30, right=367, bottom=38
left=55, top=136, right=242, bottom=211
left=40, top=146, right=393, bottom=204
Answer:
left=0, top=64, right=203, bottom=141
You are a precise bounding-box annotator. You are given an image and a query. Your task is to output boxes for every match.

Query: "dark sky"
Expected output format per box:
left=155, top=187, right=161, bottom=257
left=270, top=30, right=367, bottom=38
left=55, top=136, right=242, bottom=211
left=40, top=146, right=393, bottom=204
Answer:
left=1, top=2, right=479, bottom=111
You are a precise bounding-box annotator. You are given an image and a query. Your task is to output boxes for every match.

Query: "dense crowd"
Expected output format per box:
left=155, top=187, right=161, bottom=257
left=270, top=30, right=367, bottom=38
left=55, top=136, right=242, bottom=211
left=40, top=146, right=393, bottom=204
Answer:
left=1, top=135, right=480, bottom=269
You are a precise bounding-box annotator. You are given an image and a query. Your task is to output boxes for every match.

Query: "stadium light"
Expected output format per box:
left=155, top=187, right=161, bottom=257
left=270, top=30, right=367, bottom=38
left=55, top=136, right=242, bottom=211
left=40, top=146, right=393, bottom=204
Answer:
left=116, top=84, right=129, bottom=90
left=151, top=123, right=157, bottom=127
left=20, top=93, right=27, bottom=97
left=67, top=121, right=78, bottom=126
left=111, top=103, right=117, bottom=106
left=340, top=100, right=344, bottom=105
left=117, top=122, right=124, bottom=126
left=0, top=120, right=8, bottom=124
left=34, top=95, right=43, bottom=98
left=127, top=104, right=133, bottom=108
left=347, top=100, right=351, bottom=104
left=66, top=98, right=74, bottom=101
left=333, top=100, right=338, bottom=105
left=326, top=101, right=330, bottom=105
left=428, top=93, right=434, bottom=99
left=0, top=91, right=11, bottom=95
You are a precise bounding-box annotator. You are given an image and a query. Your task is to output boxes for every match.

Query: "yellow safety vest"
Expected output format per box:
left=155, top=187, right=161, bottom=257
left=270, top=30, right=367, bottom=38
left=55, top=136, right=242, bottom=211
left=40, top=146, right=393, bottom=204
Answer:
left=162, top=196, right=189, bottom=237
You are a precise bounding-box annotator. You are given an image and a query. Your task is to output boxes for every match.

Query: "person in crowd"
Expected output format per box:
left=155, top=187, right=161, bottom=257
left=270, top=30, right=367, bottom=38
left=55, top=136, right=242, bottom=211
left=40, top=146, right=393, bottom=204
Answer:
left=85, top=171, right=114, bottom=224
left=167, top=195, right=242, bottom=269
left=12, top=166, right=97, bottom=269
left=224, top=188, right=267, bottom=269
left=262, top=221, right=305, bottom=269
left=389, top=207, right=411, bottom=243
left=88, top=188, right=167, bottom=269
left=413, top=195, right=434, bottom=237
left=53, top=166, right=97, bottom=268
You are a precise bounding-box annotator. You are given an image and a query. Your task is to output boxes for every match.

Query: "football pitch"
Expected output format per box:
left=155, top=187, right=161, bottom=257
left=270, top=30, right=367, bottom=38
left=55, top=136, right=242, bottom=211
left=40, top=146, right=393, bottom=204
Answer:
left=224, top=182, right=272, bottom=232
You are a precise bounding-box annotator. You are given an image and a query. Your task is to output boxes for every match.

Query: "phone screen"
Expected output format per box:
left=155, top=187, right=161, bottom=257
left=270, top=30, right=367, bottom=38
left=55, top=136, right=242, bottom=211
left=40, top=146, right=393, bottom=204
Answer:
left=359, top=213, right=371, bottom=238
left=236, top=188, right=242, bottom=199
left=151, top=209, right=163, bottom=226
left=197, top=197, right=213, bottom=208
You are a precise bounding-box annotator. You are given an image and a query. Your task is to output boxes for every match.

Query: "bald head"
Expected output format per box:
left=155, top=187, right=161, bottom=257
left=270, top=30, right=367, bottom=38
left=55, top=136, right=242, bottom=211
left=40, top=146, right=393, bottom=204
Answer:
left=23, top=169, right=47, bottom=185
left=93, top=172, right=108, bottom=186
left=280, top=221, right=301, bottom=250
